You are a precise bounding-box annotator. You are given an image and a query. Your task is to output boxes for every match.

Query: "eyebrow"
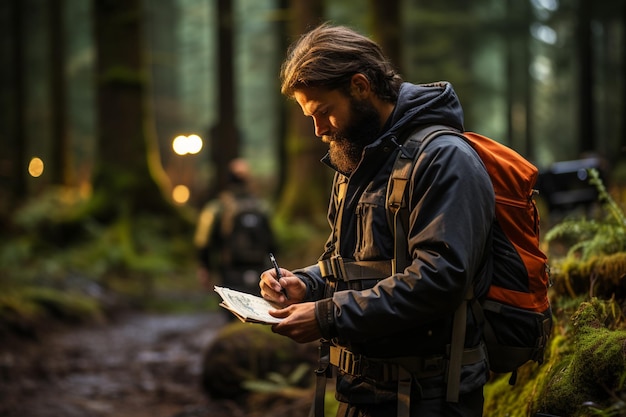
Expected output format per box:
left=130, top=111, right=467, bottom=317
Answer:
left=306, top=103, right=326, bottom=118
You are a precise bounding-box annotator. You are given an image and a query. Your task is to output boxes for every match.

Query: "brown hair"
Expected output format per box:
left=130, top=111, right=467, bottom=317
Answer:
left=280, top=23, right=403, bottom=102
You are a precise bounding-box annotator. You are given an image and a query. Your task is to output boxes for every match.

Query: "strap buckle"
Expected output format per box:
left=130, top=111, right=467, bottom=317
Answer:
left=331, top=346, right=365, bottom=377
left=340, top=349, right=362, bottom=375
left=332, top=256, right=348, bottom=282
left=318, top=255, right=348, bottom=281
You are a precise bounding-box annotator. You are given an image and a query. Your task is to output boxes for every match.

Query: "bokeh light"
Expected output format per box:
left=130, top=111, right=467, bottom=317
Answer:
left=28, top=157, right=44, bottom=177
left=186, top=134, right=203, bottom=154
left=172, top=184, right=190, bottom=204
left=172, top=134, right=203, bottom=155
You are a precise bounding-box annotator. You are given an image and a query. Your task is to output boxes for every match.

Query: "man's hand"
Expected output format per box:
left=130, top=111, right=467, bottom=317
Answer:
left=259, top=267, right=306, bottom=306
left=259, top=268, right=321, bottom=343
left=269, top=302, right=322, bottom=343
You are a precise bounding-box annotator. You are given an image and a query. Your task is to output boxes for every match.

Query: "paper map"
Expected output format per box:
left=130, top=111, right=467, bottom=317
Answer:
left=214, top=286, right=284, bottom=324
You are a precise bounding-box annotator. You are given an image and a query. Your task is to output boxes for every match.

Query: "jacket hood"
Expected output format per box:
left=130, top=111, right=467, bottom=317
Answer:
left=386, top=81, right=465, bottom=137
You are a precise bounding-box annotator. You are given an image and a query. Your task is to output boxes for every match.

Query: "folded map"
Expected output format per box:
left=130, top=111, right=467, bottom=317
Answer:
left=214, top=286, right=284, bottom=324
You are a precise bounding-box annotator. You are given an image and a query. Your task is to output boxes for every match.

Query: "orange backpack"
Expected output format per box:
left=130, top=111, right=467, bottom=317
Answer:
left=387, top=126, right=553, bottom=401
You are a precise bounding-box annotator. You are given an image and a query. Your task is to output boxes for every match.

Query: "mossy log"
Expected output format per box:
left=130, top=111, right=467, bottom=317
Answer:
left=538, top=298, right=626, bottom=416
left=201, top=322, right=317, bottom=402
left=550, top=252, right=626, bottom=300
left=485, top=298, right=626, bottom=417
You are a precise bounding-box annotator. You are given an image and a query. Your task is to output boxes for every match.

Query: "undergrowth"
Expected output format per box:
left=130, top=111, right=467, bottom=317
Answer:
left=0, top=186, right=203, bottom=336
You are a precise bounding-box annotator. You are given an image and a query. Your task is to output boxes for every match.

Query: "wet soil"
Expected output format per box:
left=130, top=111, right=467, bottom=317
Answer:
left=0, top=311, right=247, bottom=417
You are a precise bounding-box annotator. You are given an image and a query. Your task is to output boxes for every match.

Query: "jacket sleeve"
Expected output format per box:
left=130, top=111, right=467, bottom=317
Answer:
left=326, top=135, right=495, bottom=343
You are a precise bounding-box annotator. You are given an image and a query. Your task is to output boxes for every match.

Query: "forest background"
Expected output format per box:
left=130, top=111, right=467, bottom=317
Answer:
left=0, top=0, right=625, bottom=416
left=0, top=0, right=625, bottom=388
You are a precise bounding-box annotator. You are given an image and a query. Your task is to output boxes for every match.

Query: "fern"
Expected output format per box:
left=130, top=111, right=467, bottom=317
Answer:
left=545, top=169, right=626, bottom=261
left=588, top=168, right=626, bottom=226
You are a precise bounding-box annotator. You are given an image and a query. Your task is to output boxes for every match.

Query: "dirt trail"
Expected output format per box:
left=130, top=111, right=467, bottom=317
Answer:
left=0, top=311, right=232, bottom=417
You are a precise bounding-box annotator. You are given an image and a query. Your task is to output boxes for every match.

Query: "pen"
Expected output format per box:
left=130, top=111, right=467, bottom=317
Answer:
left=269, top=253, right=288, bottom=299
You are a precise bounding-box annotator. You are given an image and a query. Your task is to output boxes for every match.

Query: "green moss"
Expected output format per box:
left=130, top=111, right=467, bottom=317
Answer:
left=484, top=334, right=569, bottom=416
left=549, top=252, right=626, bottom=299
left=536, top=299, right=626, bottom=416
left=485, top=298, right=626, bottom=417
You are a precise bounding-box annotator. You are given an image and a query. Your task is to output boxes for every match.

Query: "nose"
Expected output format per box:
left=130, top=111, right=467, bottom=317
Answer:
left=313, top=117, right=329, bottom=138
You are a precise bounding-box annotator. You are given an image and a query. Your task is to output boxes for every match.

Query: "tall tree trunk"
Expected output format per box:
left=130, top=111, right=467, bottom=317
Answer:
left=504, top=0, right=533, bottom=156
left=522, top=0, right=533, bottom=159
left=369, top=0, right=403, bottom=74
left=278, top=0, right=330, bottom=226
left=92, top=0, right=171, bottom=217
left=49, top=0, right=71, bottom=186
left=11, top=0, right=26, bottom=203
left=505, top=0, right=515, bottom=146
left=0, top=0, right=26, bottom=223
left=210, top=0, right=239, bottom=194
left=621, top=1, right=626, bottom=155
left=578, top=0, right=594, bottom=154
left=274, top=0, right=290, bottom=199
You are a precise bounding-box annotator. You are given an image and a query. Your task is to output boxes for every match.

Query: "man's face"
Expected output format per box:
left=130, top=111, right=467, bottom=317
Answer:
left=294, top=86, right=382, bottom=174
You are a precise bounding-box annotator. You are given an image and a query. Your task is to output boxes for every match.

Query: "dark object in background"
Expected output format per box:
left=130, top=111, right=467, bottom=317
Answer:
left=201, top=323, right=317, bottom=401
left=536, top=157, right=605, bottom=213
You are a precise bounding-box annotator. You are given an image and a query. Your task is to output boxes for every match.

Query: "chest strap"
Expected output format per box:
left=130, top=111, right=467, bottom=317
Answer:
left=318, top=256, right=393, bottom=282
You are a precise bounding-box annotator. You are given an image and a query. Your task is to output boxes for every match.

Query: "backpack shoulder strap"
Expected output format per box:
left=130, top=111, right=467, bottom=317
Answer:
left=386, top=125, right=459, bottom=274
left=385, top=125, right=479, bottom=404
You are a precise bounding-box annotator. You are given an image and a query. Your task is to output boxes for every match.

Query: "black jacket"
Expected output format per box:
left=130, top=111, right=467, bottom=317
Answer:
left=294, top=82, right=495, bottom=396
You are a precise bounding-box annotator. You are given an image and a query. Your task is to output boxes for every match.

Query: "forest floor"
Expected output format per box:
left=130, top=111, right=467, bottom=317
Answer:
left=0, top=308, right=300, bottom=417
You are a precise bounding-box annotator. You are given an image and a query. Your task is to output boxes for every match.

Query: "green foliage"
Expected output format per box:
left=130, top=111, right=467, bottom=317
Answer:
left=12, top=186, right=95, bottom=245
left=545, top=169, right=626, bottom=261
left=1, top=185, right=199, bottom=332
left=0, top=286, right=103, bottom=332
left=242, top=363, right=311, bottom=394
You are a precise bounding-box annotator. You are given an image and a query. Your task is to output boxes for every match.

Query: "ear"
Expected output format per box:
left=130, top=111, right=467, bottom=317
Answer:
left=350, top=73, right=371, bottom=99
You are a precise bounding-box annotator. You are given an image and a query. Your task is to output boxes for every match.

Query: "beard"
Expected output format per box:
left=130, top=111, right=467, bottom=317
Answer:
left=328, top=98, right=382, bottom=174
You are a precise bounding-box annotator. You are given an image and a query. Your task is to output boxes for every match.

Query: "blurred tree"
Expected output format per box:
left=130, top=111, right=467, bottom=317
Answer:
left=92, top=0, right=173, bottom=217
left=369, top=0, right=403, bottom=74
left=49, top=0, right=72, bottom=186
left=577, top=0, right=594, bottom=155
left=144, top=0, right=181, bottom=190
left=504, top=0, right=533, bottom=157
left=1, top=0, right=27, bottom=215
left=403, top=0, right=474, bottom=110
left=271, top=0, right=290, bottom=199
left=277, top=0, right=331, bottom=227
left=210, top=0, right=239, bottom=194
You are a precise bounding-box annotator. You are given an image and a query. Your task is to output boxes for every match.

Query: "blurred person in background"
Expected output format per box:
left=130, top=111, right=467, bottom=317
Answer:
left=195, top=158, right=276, bottom=300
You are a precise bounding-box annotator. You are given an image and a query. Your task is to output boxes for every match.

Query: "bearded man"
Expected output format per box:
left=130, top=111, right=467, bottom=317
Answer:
left=259, top=23, right=495, bottom=417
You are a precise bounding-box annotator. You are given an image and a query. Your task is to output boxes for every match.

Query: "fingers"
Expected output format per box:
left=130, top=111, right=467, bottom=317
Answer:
left=259, top=268, right=284, bottom=299
left=268, top=306, right=290, bottom=319
left=269, top=303, right=322, bottom=343
left=260, top=268, right=306, bottom=305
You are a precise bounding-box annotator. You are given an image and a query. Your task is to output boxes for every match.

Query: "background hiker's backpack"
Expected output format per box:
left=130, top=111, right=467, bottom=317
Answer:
left=219, top=192, right=275, bottom=266
left=387, top=125, right=553, bottom=399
